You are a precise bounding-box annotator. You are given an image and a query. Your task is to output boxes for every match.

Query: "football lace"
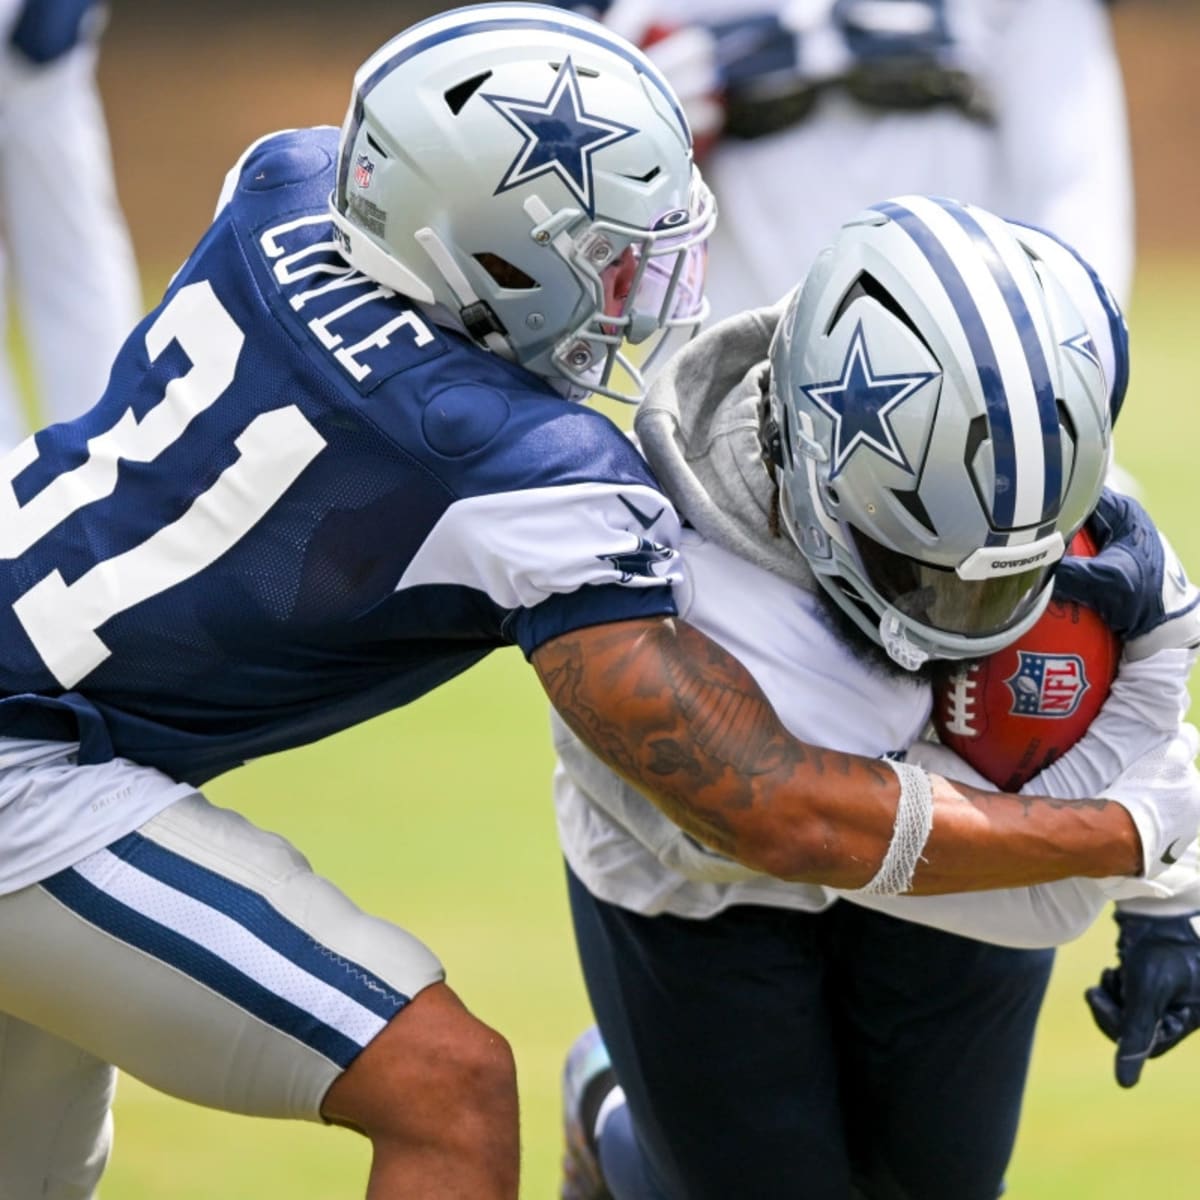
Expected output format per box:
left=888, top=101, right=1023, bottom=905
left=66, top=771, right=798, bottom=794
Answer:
left=940, top=664, right=981, bottom=737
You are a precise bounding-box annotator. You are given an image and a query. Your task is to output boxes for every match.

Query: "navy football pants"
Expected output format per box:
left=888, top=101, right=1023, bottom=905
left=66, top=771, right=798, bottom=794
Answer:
left=567, top=867, right=1055, bottom=1200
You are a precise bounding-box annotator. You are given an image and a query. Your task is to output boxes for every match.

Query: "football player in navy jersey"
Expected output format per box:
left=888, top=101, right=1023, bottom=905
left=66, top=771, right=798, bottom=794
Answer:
left=0, top=5, right=1194, bottom=1197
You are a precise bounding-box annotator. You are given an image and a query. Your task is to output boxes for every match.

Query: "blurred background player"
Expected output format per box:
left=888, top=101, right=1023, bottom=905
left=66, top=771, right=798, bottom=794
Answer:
left=0, top=0, right=140, bottom=454
left=552, top=197, right=1200, bottom=1200
left=552, top=0, right=1134, bottom=318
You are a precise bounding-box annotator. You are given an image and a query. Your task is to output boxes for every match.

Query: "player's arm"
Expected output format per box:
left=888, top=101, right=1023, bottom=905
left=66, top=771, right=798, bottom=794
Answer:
left=532, top=615, right=1144, bottom=895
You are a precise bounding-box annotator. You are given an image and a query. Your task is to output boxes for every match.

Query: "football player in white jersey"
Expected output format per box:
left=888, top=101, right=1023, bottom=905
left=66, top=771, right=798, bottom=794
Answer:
left=0, top=0, right=140, bottom=453
left=554, top=199, right=1200, bottom=1200
left=0, top=6, right=1191, bottom=1198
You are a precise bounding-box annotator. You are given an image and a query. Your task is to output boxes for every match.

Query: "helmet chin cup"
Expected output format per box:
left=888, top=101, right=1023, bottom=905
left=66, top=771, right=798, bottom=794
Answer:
left=879, top=610, right=930, bottom=672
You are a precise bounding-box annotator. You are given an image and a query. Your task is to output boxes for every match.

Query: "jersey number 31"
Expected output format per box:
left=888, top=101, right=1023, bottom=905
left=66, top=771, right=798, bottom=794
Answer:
left=0, top=282, right=326, bottom=688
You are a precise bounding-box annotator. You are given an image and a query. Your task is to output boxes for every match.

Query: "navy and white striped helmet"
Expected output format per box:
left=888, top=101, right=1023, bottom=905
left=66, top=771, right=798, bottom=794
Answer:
left=329, top=3, right=714, bottom=403
left=768, top=195, right=1125, bottom=669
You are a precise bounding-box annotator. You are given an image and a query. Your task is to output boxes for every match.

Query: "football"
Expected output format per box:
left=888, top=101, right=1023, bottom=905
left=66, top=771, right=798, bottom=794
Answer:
left=932, top=530, right=1120, bottom=791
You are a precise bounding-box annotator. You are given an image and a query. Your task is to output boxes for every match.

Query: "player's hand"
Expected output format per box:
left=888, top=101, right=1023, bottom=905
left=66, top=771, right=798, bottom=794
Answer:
left=1086, top=909, right=1200, bottom=1087
left=1054, top=488, right=1200, bottom=658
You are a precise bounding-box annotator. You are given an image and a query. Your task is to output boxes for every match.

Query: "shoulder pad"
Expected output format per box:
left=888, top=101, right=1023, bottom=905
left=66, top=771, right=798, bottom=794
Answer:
left=214, top=127, right=338, bottom=218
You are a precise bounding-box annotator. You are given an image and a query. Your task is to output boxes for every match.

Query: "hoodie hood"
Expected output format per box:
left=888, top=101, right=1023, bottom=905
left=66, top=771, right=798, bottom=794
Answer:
left=634, top=299, right=818, bottom=590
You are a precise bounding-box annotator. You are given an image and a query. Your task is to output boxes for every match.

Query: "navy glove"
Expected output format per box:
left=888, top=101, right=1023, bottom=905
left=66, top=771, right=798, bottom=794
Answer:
left=1054, top=488, right=1200, bottom=658
left=1085, top=910, right=1200, bottom=1087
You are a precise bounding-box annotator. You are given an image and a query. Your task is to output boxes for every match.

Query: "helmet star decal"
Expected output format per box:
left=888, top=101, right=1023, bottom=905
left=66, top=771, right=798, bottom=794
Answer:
left=801, top=322, right=938, bottom=479
left=483, top=57, right=636, bottom=218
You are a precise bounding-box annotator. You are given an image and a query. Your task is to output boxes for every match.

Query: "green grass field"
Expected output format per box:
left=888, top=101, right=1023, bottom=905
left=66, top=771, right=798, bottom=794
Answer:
left=87, top=256, right=1200, bottom=1198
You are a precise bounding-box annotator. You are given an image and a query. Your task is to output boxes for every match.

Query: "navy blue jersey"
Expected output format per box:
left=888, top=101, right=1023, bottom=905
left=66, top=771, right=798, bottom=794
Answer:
left=0, top=128, right=682, bottom=785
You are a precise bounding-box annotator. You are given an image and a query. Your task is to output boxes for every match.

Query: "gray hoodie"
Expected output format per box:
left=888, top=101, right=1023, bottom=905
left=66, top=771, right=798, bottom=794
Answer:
left=634, top=300, right=818, bottom=593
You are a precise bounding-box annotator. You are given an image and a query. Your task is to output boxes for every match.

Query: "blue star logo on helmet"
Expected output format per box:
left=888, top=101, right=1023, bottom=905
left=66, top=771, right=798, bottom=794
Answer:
left=483, top=57, right=637, bottom=218
left=802, top=323, right=937, bottom=479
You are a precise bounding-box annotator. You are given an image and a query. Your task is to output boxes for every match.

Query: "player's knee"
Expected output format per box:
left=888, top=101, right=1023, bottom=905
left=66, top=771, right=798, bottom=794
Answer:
left=324, top=982, right=517, bottom=1147
left=418, top=1009, right=517, bottom=1137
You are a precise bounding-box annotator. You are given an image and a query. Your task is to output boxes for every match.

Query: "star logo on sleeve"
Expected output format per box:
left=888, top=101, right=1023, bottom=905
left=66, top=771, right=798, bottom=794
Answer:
left=801, top=323, right=937, bottom=479
left=598, top=537, right=675, bottom=582
left=483, top=57, right=636, bottom=218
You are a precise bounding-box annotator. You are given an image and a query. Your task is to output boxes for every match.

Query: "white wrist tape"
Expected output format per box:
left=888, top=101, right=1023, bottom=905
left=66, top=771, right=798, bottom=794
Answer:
left=856, top=759, right=935, bottom=896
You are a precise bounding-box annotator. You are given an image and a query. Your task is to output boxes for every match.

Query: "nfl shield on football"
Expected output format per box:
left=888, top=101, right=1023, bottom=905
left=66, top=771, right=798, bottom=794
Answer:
left=933, top=531, right=1120, bottom=790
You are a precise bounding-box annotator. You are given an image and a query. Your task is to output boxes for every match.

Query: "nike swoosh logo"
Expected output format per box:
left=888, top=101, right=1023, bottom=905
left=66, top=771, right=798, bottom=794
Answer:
left=618, top=494, right=665, bottom=531
left=1161, top=838, right=1186, bottom=866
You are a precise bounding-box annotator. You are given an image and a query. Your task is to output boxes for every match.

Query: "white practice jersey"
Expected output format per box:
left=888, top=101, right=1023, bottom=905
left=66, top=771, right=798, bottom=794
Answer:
left=555, top=527, right=1200, bottom=946
left=554, top=526, right=930, bottom=918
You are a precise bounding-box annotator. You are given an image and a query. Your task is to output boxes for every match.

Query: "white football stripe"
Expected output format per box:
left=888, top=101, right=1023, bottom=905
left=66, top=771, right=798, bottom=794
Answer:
left=72, top=849, right=387, bottom=1047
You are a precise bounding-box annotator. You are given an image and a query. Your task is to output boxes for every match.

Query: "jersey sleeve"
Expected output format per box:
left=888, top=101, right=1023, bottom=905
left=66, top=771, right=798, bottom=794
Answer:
left=394, top=479, right=685, bottom=657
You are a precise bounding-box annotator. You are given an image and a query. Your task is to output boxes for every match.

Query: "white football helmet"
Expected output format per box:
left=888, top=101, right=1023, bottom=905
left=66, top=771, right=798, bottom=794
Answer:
left=767, top=195, right=1120, bottom=669
left=329, top=3, right=714, bottom=402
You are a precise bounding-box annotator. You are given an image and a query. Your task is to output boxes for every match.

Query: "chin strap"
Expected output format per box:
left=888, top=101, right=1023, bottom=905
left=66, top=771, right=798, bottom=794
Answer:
left=414, top=227, right=512, bottom=358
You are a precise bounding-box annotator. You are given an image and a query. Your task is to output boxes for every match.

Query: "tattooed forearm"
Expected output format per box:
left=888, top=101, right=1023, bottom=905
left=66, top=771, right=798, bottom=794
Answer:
left=533, top=616, right=1140, bottom=889
left=536, top=617, right=799, bottom=789
left=533, top=632, right=642, bottom=781
left=534, top=617, right=890, bottom=870
left=659, top=635, right=792, bottom=776
left=953, top=781, right=1115, bottom=816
